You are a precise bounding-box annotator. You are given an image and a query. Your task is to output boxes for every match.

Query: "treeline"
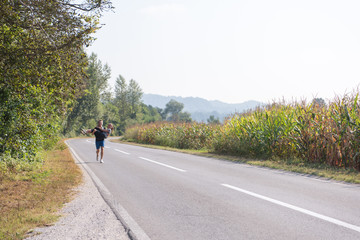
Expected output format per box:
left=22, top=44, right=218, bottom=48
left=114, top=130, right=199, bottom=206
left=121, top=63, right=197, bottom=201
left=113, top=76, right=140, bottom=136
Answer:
left=63, top=54, right=195, bottom=136
left=0, top=0, right=112, bottom=168
left=125, top=93, right=360, bottom=171
left=63, top=53, right=161, bottom=136
left=0, top=0, right=197, bottom=169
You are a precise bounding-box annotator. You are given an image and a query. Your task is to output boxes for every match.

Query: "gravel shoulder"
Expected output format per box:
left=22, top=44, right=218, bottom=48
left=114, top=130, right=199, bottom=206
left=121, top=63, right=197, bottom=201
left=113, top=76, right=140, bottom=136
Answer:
left=26, top=156, right=130, bottom=240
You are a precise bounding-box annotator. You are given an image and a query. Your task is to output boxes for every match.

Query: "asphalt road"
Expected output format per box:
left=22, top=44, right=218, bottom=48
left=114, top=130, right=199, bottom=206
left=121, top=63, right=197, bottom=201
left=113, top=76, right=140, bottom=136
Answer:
left=67, top=138, right=360, bottom=240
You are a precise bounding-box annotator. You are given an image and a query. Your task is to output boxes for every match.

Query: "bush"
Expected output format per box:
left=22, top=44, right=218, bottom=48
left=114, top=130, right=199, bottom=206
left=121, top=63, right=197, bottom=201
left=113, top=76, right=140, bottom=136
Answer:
left=0, top=152, right=43, bottom=181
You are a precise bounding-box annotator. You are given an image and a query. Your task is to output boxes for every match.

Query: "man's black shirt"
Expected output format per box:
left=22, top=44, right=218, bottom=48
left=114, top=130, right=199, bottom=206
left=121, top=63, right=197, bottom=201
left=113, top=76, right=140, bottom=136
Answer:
left=92, top=127, right=106, bottom=141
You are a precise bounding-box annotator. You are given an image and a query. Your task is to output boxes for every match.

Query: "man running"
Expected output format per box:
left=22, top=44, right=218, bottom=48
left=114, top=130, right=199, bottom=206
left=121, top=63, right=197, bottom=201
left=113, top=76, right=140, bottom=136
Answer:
left=91, top=119, right=106, bottom=163
left=82, top=123, right=114, bottom=139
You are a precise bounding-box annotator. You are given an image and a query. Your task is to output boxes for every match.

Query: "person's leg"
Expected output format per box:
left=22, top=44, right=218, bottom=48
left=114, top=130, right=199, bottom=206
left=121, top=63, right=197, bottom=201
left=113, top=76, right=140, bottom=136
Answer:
left=100, top=147, right=104, bottom=163
left=95, top=141, right=101, bottom=161
left=99, top=140, right=105, bottom=163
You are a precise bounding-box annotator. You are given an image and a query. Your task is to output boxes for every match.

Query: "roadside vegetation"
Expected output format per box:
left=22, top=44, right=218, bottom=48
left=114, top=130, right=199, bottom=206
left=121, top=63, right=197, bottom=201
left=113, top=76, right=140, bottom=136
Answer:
left=1, top=1, right=108, bottom=238
left=2, top=0, right=360, bottom=238
left=1, top=1, right=198, bottom=237
left=125, top=122, right=217, bottom=150
left=0, top=141, right=81, bottom=240
left=124, top=92, right=360, bottom=183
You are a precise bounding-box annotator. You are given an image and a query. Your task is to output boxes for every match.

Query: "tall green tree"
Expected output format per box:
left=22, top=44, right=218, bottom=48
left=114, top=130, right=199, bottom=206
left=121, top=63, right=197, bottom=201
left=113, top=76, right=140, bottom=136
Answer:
left=64, top=53, right=111, bottom=135
left=163, top=99, right=192, bottom=122
left=178, top=112, right=192, bottom=123
left=128, top=79, right=143, bottom=119
left=114, top=75, right=143, bottom=133
left=164, top=99, right=184, bottom=121
left=0, top=0, right=112, bottom=159
left=207, top=115, right=220, bottom=124
left=114, top=75, right=129, bottom=123
left=141, top=105, right=163, bottom=123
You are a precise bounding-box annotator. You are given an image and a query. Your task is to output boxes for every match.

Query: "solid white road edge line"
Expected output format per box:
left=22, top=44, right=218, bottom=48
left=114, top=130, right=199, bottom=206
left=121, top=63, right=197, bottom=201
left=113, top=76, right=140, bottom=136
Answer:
left=115, top=149, right=130, bottom=155
left=139, top=157, right=187, bottom=172
left=66, top=141, right=150, bottom=240
left=221, top=183, right=360, bottom=234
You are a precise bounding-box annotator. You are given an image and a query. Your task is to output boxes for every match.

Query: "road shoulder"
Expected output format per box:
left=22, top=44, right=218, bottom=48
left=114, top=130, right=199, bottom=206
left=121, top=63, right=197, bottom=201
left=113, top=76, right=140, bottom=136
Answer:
left=26, top=148, right=129, bottom=240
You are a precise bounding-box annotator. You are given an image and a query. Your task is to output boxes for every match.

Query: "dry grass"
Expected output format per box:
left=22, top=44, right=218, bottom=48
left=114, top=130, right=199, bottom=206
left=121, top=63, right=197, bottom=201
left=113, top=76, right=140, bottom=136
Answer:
left=0, top=140, right=82, bottom=240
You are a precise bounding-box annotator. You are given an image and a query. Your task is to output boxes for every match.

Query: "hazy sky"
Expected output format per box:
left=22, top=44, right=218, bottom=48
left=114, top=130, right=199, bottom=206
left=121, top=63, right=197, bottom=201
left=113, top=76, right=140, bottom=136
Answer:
left=87, top=0, right=360, bottom=103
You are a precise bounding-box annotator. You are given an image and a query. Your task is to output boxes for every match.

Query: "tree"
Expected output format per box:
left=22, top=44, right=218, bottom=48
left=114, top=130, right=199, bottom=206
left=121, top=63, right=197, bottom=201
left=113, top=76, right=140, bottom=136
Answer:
left=63, top=68, right=161, bottom=136
left=163, top=99, right=192, bottom=122
left=127, top=79, right=143, bottom=119
left=157, top=107, right=167, bottom=120
left=114, top=75, right=143, bottom=134
left=114, top=75, right=129, bottom=123
left=207, top=115, right=220, bottom=124
left=179, top=112, right=192, bottom=123
left=140, top=104, right=162, bottom=123
left=0, top=0, right=112, bottom=159
left=312, top=98, right=326, bottom=108
left=64, top=53, right=111, bottom=135
left=164, top=99, right=184, bottom=121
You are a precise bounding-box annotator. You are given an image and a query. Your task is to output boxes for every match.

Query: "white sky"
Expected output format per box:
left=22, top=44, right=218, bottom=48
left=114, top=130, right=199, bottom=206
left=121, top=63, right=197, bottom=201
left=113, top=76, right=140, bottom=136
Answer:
left=87, top=0, right=360, bottom=104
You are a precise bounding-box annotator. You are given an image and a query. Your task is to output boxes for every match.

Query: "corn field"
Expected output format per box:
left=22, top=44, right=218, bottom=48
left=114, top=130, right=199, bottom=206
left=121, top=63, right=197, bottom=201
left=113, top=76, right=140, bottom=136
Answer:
left=125, top=92, right=360, bottom=171
left=125, top=122, right=218, bottom=150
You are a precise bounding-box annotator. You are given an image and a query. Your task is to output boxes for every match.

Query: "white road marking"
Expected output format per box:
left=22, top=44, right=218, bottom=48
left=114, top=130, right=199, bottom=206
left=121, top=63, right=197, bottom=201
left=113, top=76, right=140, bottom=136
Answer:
left=86, top=140, right=92, bottom=143
left=221, top=184, right=360, bottom=233
left=306, top=177, right=329, bottom=183
left=139, top=157, right=187, bottom=172
left=105, top=146, right=110, bottom=149
left=115, top=149, right=130, bottom=155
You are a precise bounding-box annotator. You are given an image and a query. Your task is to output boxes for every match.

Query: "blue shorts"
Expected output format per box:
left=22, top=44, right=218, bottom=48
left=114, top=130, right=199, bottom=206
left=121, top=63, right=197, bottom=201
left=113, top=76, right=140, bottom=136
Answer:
left=95, top=140, right=105, bottom=149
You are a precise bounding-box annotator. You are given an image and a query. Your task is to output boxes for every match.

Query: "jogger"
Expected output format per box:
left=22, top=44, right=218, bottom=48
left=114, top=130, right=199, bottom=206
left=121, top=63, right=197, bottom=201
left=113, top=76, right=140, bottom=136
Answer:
left=81, top=120, right=114, bottom=163
left=92, top=120, right=106, bottom=163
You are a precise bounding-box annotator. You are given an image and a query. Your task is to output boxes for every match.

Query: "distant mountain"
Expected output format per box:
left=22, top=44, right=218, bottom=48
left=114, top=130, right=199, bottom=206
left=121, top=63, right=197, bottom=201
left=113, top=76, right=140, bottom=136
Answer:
left=142, top=93, right=263, bottom=122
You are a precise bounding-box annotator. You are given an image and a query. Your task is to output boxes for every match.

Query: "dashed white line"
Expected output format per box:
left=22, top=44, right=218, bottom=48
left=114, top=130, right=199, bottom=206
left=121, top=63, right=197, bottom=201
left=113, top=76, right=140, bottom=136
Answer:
left=221, top=183, right=360, bottom=233
left=114, top=149, right=130, bottom=155
left=139, top=157, right=186, bottom=172
left=306, top=177, right=329, bottom=183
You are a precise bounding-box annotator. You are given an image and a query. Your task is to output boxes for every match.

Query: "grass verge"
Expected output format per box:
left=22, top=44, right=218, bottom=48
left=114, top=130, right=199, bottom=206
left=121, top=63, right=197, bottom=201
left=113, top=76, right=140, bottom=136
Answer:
left=0, top=140, right=82, bottom=240
left=113, top=138, right=360, bottom=184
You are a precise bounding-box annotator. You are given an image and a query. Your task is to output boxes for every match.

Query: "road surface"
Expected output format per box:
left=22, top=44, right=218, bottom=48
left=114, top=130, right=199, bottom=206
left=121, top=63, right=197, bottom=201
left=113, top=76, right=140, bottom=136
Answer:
left=67, top=138, right=360, bottom=240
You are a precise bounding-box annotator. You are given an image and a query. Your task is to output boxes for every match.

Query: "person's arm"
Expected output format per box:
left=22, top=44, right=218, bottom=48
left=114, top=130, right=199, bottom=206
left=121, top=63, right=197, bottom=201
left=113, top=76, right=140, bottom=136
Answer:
left=90, top=128, right=98, bottom=134
left=98, top=128, right=109, bottom=133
